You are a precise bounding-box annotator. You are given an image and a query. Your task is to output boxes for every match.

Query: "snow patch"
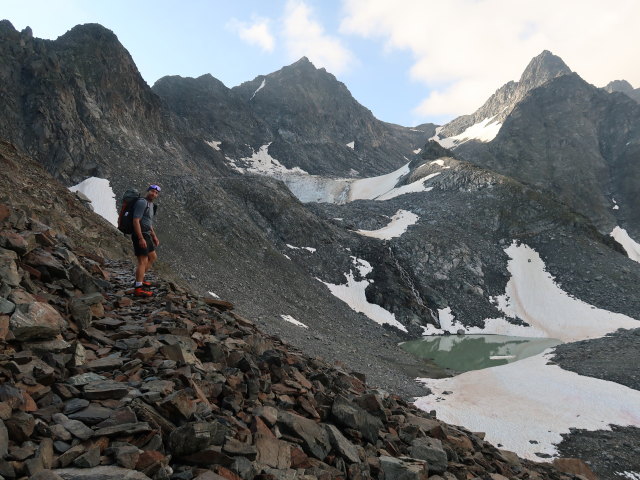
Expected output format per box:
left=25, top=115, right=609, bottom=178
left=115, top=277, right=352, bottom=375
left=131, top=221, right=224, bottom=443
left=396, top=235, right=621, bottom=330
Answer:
left=282, top=162, right=411, bottom=204
left=376, top=173, right=439, bottom=200
left=435, top=117, right=502, bottom=149
left=320, top=256, right=407, bottom=332
left=286, top=244, right=316, bottom=253
left=346, top=141, right=355, bottom=149
left=611, top=226, right=640, bottom=263
left=281, top=314, right=308, bottom=328
left=430, top=159, right=451, bottom=169
left=206, top=291, right=220, bottom=299
left=621, top=472, right=640, bottom=480
left=226, top=144, right=308, bottom=175
left=250, top=79, right=266, bottom=100
left=206, top=140, right=222, bottom=151
left=69, top=177, right=118, bottom=227
left=357, top=210, right=419, bottom=240
left=413, top=148, right=421, bottom=154
left=415, top=350, right=640, bottom=461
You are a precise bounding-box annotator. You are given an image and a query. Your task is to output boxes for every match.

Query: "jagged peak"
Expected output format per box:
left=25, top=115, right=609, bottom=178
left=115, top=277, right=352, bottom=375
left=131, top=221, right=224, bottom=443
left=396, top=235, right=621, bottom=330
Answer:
left=57, top=23, right=120, bottom=43
left=604, top=79, right=634, bottom=94
left=519, top=50, right=572, bottom=86
left=153, top=73, right=229, bottom=93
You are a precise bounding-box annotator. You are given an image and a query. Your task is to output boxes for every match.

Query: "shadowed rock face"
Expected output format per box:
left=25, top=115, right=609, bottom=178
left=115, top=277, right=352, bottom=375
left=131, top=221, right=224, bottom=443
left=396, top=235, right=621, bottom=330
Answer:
left=455, top=73, right=640, bottom=237
left=154, top=56, right=434, bottom=177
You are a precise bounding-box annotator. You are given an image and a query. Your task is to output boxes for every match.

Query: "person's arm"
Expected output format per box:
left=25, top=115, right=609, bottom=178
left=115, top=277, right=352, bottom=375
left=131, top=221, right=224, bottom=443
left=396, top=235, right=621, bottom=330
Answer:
left=150, top=226, right=160, bottom=246
left=133, top=218, right=146, bottom=248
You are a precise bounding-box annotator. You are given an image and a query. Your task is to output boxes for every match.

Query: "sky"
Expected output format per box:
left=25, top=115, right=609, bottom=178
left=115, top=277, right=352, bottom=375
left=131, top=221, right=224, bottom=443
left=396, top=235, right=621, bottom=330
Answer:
left=3, top=0, right=640, bottom=126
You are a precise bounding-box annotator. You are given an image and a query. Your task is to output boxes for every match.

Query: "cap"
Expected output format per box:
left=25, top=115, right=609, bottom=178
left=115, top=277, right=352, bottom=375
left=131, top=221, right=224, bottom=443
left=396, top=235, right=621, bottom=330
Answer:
left=148, top=184, right=161, bottom=192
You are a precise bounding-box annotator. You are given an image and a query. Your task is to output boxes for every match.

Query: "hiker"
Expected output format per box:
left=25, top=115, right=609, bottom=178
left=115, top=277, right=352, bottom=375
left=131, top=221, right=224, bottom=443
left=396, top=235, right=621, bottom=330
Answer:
left=132, top=184, right=160, bottom=297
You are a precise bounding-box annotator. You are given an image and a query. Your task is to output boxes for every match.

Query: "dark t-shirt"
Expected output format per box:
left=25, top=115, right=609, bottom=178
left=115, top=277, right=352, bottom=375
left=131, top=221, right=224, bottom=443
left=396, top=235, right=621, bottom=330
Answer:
left=132, top=198, right=154, bottom=232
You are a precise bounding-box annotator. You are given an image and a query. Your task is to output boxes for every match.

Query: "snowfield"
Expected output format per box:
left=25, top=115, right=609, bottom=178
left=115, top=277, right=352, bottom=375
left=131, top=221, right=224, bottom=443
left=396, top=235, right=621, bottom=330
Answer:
left=433, top=116, right=502, bottom=149
left=320, top=256, right=407, bottom=332
left=423, top=242, right=638, bottom=341
left=415, top=350, right=640, bottom=460
left=69, top=177, right=119, bottom=227
left=356, top=210, right=419, bottom=240
left=416, top=241, right=640, bottom=461
left=611, top=226, right=640, bottom=263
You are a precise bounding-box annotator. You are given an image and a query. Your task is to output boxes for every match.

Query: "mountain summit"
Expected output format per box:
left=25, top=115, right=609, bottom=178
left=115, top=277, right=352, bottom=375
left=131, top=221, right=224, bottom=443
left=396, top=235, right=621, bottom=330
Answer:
left=434, top=50, right=571, bottom=148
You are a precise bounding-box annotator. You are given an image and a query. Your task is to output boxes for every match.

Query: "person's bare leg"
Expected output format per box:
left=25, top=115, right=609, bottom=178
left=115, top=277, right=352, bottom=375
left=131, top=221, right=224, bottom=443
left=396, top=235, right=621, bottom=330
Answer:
left=145, top=251, right=157, bottom=276
left=135, top=255, right=148, bottom=284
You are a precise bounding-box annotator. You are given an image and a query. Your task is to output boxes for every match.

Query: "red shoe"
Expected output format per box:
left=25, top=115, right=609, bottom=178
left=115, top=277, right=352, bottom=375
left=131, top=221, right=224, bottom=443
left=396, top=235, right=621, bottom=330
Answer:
left=142, top=281, right=153, bottom=287
left=134, top=287, right=153, bottom=297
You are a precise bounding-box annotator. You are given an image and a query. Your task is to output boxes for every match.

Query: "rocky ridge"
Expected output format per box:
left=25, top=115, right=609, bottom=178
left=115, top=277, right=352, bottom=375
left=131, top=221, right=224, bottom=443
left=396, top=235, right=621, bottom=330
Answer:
left=0, top=148, right=593, bottom=480
left=153, top=57, right=433, bottom=177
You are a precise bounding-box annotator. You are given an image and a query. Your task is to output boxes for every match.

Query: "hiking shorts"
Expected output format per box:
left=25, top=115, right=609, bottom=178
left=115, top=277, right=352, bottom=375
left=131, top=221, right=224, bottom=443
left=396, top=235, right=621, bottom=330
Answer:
left=132, top=232, right=156, bottom=257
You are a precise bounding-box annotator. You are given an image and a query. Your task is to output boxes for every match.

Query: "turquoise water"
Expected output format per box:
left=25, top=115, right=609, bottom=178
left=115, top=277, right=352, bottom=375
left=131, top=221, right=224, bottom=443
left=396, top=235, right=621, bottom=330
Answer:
left=400, top=335, right=562, bottom=373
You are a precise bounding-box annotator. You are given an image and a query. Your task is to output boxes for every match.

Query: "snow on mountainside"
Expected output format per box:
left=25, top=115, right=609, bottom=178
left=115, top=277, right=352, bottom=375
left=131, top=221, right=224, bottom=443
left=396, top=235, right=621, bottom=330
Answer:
left=423, top=242, right=639, bottom=341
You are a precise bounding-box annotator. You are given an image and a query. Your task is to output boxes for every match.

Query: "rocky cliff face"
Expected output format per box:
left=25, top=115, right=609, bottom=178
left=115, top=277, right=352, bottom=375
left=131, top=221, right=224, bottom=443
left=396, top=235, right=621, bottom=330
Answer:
left=154, top=57, right=433, bottom=177
left=456, top=73, right=640, bottom=237
left=436, top=50, right=571, bottom=142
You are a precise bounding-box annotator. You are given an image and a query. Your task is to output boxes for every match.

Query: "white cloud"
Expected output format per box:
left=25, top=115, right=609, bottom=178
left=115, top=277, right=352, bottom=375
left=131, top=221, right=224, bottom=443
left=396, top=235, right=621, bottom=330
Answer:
left=228, top=17, right=275, bottom=53
left=283, top=0, right=354, bottom=75
left=340, top=0, right=640, bottom=119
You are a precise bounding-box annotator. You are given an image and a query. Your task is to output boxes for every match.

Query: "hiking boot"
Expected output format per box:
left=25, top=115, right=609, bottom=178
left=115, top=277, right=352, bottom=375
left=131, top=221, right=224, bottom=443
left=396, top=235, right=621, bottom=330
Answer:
left=142, top=281, right=153, bottom=287
left=134, top=287, right=153, bottom=297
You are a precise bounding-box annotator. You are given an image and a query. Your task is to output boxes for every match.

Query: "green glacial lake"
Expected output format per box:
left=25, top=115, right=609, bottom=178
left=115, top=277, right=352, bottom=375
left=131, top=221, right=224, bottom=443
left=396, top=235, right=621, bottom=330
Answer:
left=400, top=335, right=562, bottom=373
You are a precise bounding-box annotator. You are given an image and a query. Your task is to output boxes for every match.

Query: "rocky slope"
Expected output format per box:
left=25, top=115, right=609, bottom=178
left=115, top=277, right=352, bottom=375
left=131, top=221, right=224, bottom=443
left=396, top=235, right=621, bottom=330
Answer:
left=306, top=143, right=640, bottom=331
left=0, top=140, right=591, bottom=480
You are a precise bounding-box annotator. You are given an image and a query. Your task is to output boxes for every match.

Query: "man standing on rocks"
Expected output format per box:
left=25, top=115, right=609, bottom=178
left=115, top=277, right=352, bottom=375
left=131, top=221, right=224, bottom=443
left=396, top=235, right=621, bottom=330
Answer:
left=132, top=184, right=160, bottom=297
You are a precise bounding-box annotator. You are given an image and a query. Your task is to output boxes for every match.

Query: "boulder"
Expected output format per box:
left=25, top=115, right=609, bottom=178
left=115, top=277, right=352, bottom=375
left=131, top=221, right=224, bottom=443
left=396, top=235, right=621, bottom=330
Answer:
left=53, top=465, right=152, bottom=479
left=255, top=434, right=291, bottom=469
left=410, top=437, right=448, bottom=475
left=552, top=458, right=598, bottom=480
left=277, top=410, right=331, bottom=460
left=379, top=456, right=428, bottom=480
left=23, top=249, right=67, bottom=278
left=168, top=421, right=230, bottom=458
left=0, top=418, right=8, bottom=457
left=331, top=395, right=382, bottom=444
left=325, top=424, right=360, bottom=464
left=9, top=301, right=67, bottom=341
left=0, top=247, right=20, bottom=287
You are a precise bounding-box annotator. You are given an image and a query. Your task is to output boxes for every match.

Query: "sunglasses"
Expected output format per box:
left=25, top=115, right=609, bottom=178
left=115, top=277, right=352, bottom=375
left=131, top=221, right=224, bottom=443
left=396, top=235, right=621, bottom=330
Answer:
left=148, top=185, right=161, bottom=192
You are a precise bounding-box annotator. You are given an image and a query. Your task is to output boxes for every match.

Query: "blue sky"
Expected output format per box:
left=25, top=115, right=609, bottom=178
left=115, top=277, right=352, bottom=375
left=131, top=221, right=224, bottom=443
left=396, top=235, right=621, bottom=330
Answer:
left=3, top=0, right=640, bottom=127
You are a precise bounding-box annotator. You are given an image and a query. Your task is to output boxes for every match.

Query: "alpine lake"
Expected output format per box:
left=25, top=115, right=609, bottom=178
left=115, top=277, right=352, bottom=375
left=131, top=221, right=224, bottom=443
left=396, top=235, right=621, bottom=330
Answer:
left=400, top=334, right=562, bottom=374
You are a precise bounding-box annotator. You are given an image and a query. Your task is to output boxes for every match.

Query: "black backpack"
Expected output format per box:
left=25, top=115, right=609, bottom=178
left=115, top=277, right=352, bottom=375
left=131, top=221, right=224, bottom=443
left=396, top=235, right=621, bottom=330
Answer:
left=117, top=189, right=142, bottom=235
